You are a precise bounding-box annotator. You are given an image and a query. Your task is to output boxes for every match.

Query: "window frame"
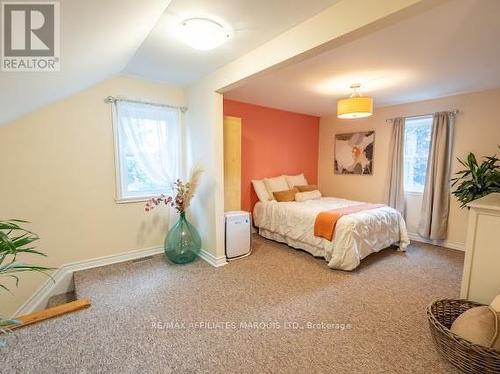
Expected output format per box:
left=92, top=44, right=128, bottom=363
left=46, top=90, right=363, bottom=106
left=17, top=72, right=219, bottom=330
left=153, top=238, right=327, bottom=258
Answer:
left=112, top=101, right=172, bottom=203
left=403, top=115, right=433, bottom=194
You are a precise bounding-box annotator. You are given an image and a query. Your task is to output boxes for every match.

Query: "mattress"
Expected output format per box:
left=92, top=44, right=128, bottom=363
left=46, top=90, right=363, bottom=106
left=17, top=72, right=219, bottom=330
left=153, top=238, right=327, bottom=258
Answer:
left=253, top=197, right=410, bottom=270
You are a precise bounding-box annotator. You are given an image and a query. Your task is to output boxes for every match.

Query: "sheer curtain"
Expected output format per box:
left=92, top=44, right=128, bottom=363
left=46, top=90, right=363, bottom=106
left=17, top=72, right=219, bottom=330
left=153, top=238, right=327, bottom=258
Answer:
left=418, top=112, right=454, bottom=240
left=116, top=101, right=181, bottom=192
left=386, top=117, right=406, bottom=216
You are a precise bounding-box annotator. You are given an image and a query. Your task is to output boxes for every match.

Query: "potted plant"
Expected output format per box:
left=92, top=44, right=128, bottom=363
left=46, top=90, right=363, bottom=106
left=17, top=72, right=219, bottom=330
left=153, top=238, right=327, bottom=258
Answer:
left=451, top=148, right=500, bottom=208
left=0, top=220, right=52, bottom=347
left=145, top=168, right=203, bottom=264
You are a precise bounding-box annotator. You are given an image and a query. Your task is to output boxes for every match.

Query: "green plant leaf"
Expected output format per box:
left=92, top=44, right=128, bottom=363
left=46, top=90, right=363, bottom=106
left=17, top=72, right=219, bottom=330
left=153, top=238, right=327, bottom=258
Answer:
left=0, top=284, right=12, bottom=293
left=452, top=149, right=500, bottom=208
left=0, top=318, right=20, bottom=327
left=0, top=220, right=53, bottom=294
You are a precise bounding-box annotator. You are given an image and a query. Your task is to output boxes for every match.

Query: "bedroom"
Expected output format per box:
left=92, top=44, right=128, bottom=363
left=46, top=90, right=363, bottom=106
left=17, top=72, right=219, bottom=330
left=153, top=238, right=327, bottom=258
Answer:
left=1, top=0, right=500, bottom=373
left=221, top=0, right=500, bottom=263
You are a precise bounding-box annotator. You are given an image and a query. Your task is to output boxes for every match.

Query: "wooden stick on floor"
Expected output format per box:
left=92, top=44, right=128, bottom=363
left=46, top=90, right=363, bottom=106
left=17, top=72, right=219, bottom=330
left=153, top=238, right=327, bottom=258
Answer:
left=5, top=298, right=91, bottom=331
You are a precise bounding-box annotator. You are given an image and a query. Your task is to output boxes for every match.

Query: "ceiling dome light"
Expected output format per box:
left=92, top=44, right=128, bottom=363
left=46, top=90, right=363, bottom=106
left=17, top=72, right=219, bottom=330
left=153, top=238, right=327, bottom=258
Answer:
left=337, top=84, right=373, bottom=119
left=179, top=18, right=230, bottom=51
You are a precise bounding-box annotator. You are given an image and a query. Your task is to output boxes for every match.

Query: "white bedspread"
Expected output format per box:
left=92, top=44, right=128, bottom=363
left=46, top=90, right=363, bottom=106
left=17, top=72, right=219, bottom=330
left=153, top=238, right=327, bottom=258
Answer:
left=253, top=197, right=409, bottom=271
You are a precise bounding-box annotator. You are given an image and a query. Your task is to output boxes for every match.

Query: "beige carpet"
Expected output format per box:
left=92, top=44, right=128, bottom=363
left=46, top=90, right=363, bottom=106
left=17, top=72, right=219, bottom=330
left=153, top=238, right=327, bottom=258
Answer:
left=3, top=235, right=463, bottom=373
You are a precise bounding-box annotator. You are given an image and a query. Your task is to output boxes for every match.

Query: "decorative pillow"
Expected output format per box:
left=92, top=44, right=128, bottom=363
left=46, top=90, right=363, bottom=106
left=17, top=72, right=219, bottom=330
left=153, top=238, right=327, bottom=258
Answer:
left=252, top=179, right=272, bottom=202
left=295, top=190, right=322, bottom=202
left=273, top=188, right=299, bottom=202
left=264, top=176, right=289, bottom=199
left=450, top=295, right=500, bottom=350
left=285, top=173, right=308, bottom=188
left=296, top=184, right=318, bottom=192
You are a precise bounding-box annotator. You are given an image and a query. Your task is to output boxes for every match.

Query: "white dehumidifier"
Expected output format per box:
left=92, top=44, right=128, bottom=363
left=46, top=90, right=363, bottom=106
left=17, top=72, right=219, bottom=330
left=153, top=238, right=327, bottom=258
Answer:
left=225, top=211, right=252, bottom=260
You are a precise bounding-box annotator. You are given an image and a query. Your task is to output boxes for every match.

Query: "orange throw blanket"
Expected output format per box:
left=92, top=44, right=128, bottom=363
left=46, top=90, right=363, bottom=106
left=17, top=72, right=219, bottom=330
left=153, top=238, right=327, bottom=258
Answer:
left=314, top=203, right=385, bottom=241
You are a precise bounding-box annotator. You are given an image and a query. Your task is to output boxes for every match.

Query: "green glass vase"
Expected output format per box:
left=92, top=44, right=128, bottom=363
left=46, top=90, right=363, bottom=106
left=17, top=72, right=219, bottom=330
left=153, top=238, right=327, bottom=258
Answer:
left=164, top=212, right=201, bottom=264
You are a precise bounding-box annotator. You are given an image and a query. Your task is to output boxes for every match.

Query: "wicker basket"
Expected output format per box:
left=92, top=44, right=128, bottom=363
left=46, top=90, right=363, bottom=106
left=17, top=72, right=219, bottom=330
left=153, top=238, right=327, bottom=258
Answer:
left=427, top=299, right=500, bottom=373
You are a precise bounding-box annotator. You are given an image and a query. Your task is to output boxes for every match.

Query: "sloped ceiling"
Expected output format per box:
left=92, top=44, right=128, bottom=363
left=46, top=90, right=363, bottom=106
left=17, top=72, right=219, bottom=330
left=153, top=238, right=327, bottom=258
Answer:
left=123, top=0, right=339, bottom=86
left=224, top=0, right=500, bottom=116
left=0, top=0, right=172, bottom=126
left=0, top=0, right=339, bottom=126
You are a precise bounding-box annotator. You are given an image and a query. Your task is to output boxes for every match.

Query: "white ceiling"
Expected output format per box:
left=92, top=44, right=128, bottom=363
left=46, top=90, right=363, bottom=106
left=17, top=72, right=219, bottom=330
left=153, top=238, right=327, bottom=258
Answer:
left=0, top=0, right=339, bottom=126
left=123, top=0, right=340, bottom=86
left=224, top=0, right=500, bottom=116
left=0, top=0, right=171, bottom=126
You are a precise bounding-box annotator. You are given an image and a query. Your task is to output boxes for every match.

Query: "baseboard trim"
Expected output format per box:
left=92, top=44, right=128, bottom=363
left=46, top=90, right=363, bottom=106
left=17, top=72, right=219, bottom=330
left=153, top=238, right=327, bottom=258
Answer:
left=407, top=232, right=465, bottom=251
left=13, top=245, right=164, bottom=318
left=199, top=248, right=227, bottom=267
left=13, top=245, right=226, bottom=318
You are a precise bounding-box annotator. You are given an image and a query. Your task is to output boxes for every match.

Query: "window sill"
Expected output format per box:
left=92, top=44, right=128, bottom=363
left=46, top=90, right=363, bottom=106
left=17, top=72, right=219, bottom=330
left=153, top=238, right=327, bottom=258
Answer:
left=115, top=196, right=155, bottom=204
left=405, top=190, right=424, bottom=196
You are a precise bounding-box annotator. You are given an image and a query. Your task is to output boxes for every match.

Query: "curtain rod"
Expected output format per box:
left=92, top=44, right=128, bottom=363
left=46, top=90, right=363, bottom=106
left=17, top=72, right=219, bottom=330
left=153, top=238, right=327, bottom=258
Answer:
left=104, top=96, right=188, bottom=113
left=385, top=109, right=459, bottom=123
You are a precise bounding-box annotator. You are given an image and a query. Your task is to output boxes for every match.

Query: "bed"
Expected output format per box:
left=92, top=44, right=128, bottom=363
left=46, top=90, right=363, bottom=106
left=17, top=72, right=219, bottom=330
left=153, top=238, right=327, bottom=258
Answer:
left=253, top=196, right=410, bottom=271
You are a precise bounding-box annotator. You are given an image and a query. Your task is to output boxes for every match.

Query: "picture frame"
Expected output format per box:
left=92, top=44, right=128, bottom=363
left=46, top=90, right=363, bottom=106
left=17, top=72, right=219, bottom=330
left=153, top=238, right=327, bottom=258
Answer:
left=334, top=131, right=375, bottom=175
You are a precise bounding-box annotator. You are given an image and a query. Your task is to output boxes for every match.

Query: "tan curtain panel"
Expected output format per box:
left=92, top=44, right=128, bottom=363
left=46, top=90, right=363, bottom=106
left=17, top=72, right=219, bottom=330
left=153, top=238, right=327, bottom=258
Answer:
left=386, top=117, right=406, bottom=217
left=418, top=112, right=454, bottom=240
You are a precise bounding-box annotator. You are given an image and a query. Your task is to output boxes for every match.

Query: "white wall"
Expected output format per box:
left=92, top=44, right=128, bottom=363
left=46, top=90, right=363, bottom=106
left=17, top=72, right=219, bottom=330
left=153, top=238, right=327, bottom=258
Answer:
left=185, top=84, right=225, bottom=257
left=318, top=88, right=500, bottom=247
left=185, top=0, right=424, bottom=258
left=0, top=76, right=185, bottom=316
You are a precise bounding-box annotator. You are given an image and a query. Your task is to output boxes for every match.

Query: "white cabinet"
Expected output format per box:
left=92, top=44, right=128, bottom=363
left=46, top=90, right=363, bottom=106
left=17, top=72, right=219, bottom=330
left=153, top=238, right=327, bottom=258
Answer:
left=460, top=193, right=500, bottom=304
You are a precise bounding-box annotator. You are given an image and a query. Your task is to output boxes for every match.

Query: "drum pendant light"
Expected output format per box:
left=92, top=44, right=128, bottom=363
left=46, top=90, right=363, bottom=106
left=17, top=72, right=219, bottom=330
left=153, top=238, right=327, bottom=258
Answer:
left=337, top=84, right=373, bottom=119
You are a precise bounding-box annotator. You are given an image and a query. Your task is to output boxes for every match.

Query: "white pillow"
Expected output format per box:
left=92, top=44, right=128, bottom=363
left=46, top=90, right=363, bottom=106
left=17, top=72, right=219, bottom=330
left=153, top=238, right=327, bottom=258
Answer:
left=285, top=173, right=308, bottom=188
left=252, top=179, right=272, bottom=202
left=295, top=190, right=322, bottom=202
left=263, top=176, right=289, bottom=200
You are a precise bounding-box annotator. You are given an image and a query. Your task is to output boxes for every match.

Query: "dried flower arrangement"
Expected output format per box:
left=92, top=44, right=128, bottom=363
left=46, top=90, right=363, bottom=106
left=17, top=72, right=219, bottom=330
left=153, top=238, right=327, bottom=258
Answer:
left=145, top=168, right=203, bottom=214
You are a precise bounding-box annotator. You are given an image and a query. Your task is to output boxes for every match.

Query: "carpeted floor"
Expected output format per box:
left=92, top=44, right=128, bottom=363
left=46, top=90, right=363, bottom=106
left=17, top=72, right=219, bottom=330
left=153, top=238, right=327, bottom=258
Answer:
left=3, top=235, right=464, bottom=373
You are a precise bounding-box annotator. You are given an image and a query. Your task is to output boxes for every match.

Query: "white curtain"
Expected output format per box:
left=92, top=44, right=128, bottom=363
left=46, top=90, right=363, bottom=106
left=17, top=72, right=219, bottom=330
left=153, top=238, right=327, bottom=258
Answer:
left=386, top=117, right=406, bottom=217
left=116, top=101, right=181, bottom=191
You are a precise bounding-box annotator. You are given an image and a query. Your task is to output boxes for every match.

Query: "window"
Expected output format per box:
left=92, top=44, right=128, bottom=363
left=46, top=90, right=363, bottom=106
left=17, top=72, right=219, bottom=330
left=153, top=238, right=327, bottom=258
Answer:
left=403, top=116, right=432, bottom=193
left=113, top=101, right=181, bottom=201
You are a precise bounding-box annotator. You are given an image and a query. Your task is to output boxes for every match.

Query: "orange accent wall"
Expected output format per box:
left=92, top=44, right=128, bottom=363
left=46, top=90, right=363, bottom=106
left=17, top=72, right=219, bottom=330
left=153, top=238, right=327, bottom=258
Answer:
left=223, top=99, right=320, bottom=213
